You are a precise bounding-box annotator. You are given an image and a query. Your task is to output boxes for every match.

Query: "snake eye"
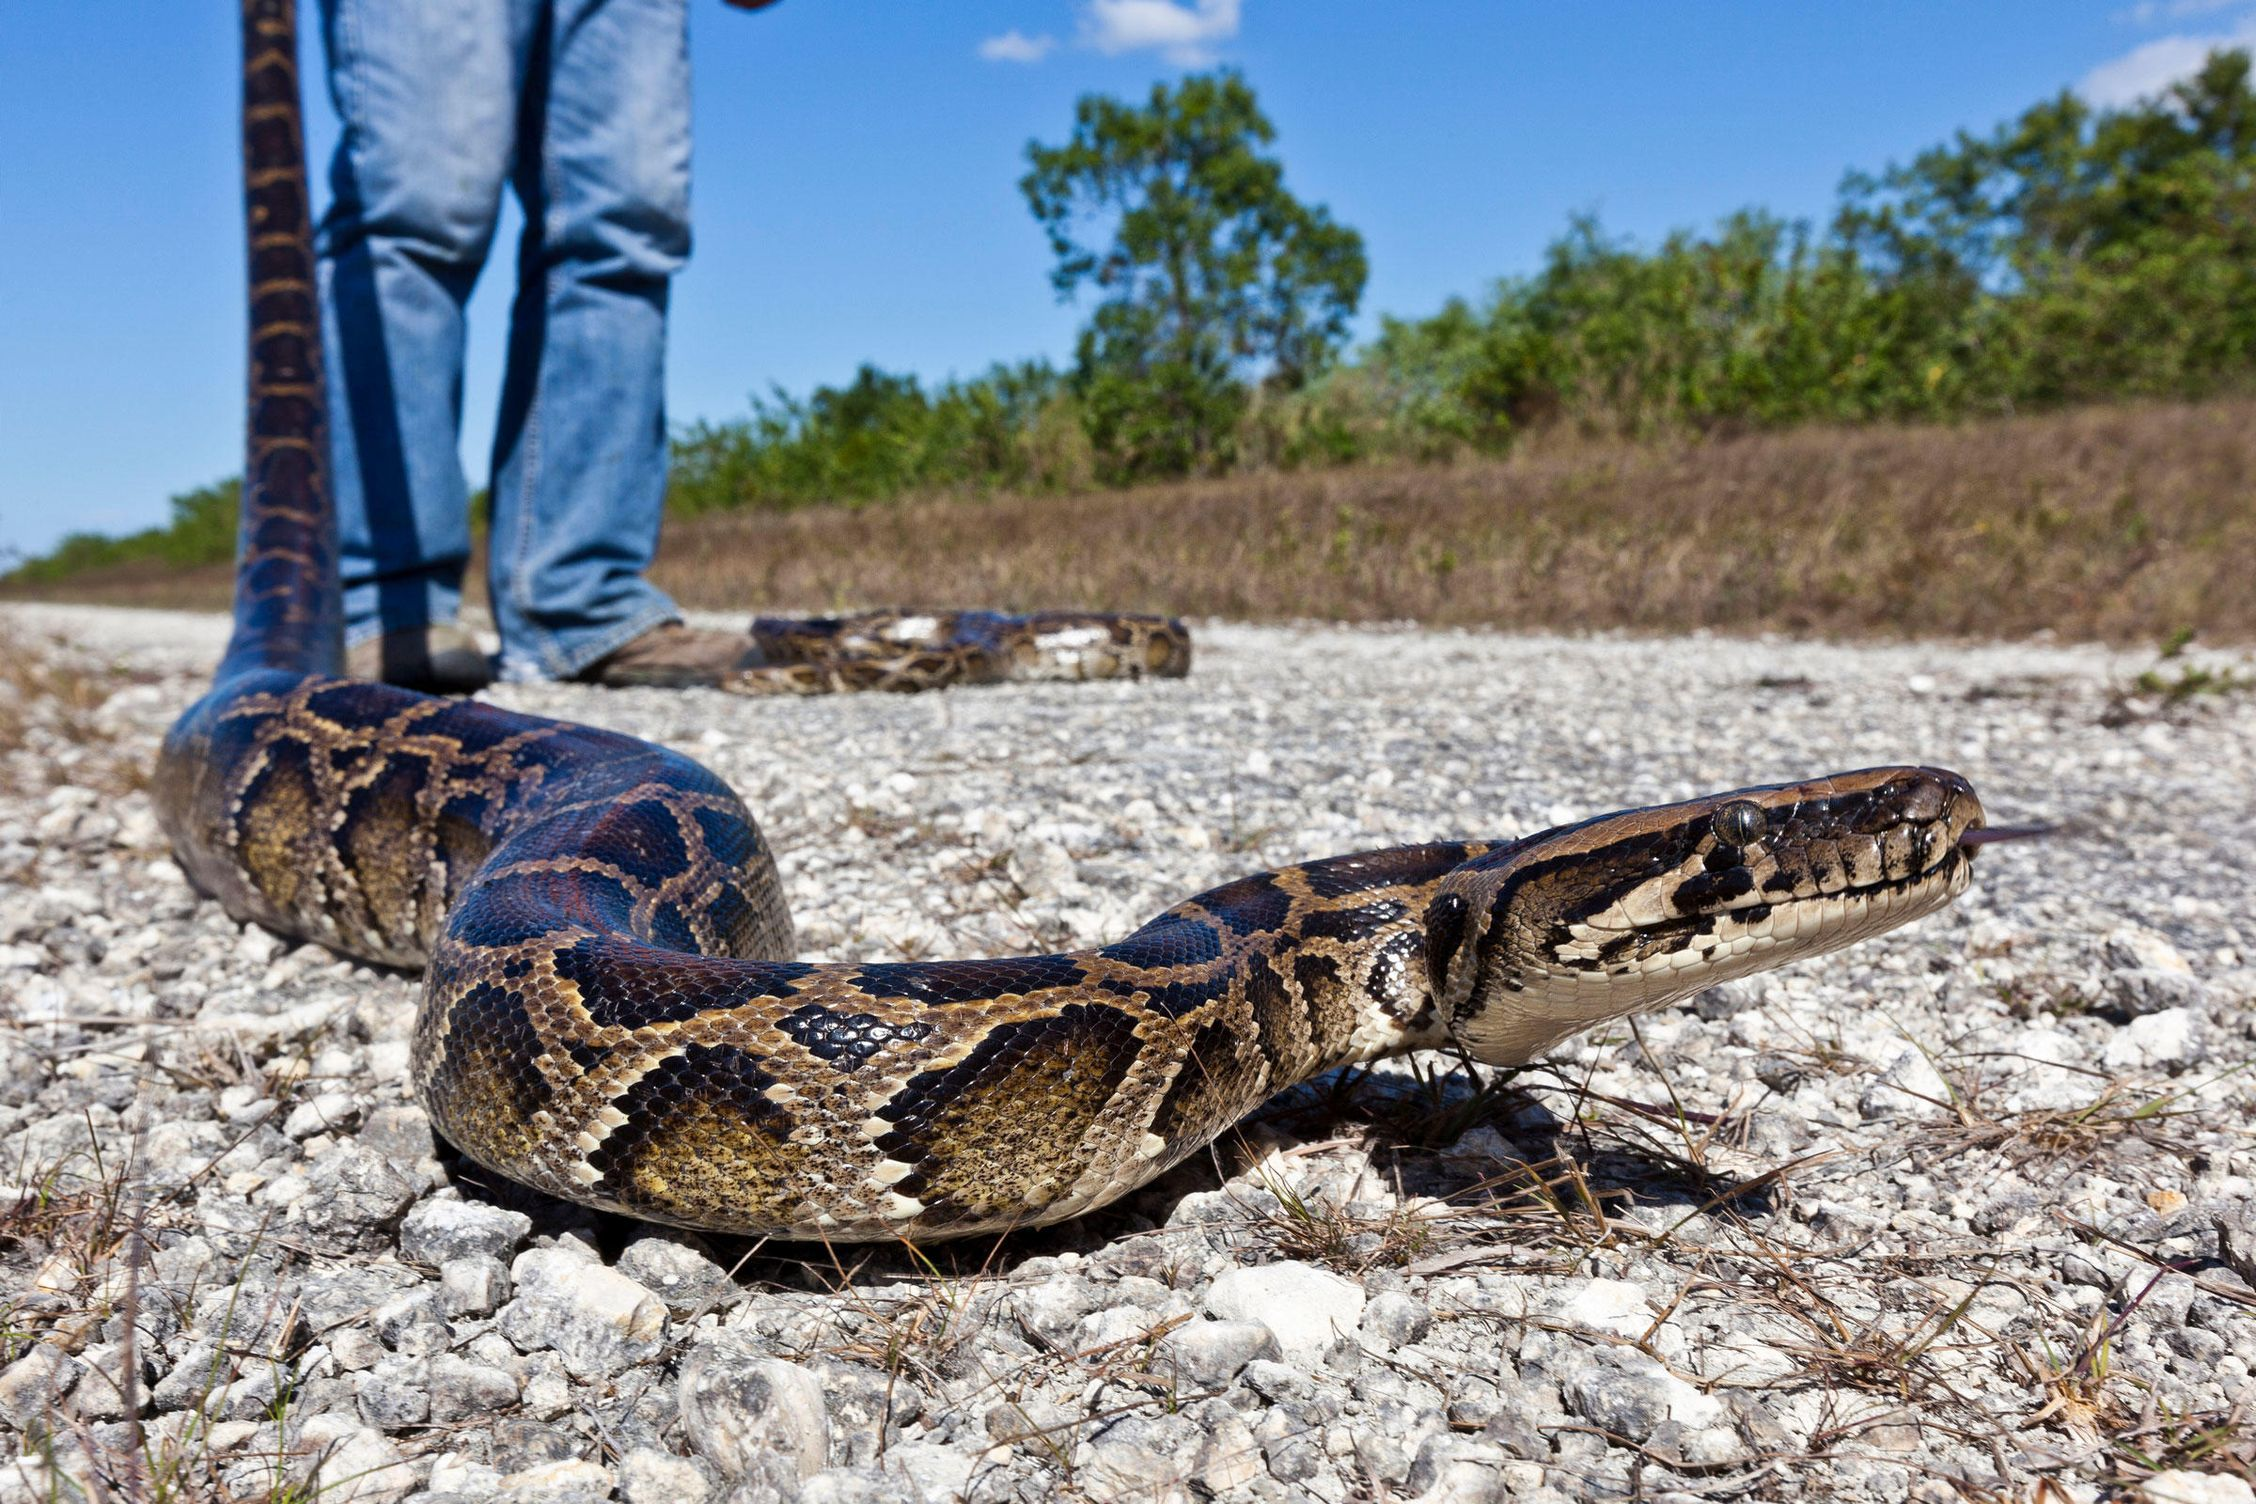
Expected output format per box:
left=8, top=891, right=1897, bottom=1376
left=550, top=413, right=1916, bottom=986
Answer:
left=1713, top=800, right=1769, bottom=848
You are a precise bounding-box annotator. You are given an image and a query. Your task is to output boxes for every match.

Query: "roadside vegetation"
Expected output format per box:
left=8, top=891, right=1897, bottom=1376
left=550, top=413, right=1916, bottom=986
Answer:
left=13, top=396, right=2252, bottom=645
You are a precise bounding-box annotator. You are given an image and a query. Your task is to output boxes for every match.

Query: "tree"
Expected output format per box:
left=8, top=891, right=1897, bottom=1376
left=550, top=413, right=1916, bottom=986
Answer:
left=1835, top=49, right=2256, bottom=404
left=1022, top=71, right=1367, bottom=479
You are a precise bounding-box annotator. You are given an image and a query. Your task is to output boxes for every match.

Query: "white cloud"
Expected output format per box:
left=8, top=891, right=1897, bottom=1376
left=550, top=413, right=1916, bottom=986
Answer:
left=2116, top=0, right=2244, bottom=24
left=2081, top=8, right=2256, bottom=104
left=978, top=28, right=1058, bottom=64
left=1083, top=0, right=1241, bottom=66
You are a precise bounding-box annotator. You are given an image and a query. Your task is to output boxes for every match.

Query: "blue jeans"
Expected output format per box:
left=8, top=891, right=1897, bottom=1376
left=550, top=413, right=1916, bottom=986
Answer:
left=317, top=0, right=689, bottom=679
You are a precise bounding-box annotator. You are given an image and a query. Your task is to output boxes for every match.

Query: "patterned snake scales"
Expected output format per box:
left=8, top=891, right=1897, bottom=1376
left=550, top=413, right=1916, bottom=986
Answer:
left=156, top=0, right=1992, bottom=1242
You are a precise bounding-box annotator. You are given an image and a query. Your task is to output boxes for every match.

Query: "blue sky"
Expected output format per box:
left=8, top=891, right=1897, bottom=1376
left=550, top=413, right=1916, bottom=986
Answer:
left=4, top=0, right=2250, bottom=562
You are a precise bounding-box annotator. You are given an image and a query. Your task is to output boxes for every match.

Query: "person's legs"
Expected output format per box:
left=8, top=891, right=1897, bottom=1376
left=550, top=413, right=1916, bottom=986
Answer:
left=486, top=0, right=696, bottom=680
left=317, top=0, right=533, bottom=676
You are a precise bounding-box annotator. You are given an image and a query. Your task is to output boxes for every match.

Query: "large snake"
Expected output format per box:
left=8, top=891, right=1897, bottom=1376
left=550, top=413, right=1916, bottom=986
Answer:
left=154, top=0, right=1993, bottom=1242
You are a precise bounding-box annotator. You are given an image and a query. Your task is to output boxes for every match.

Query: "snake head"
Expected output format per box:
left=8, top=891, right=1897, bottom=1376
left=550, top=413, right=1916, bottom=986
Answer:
left=1424, top=766, right=1986, bottom=1066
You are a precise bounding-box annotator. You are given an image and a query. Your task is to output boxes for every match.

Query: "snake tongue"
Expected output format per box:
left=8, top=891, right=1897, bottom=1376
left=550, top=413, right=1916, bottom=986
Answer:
left=1959, top=824, right=2052, bottom=848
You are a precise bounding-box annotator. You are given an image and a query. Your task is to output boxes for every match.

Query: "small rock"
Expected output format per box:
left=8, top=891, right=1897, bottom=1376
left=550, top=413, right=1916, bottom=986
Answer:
left=371, top=1287, right=450, bottom=1357
left=439, top=1254, right=512, bottom=1317
left=1011, top=1276, right=1103, bottom=1347
left=359, top=1104, right=439, bottom=1171
left=812, top=1359, right=923, bottom=1467
left=497, top=1249, right=667, bottom=1378
left=427, top=1354, right=520, bottom=1425
left=2107, top=968, right=2207, bottom=1019
left=1859, top=1047, right=1952, bottom=1120
left=2104, top=924, right=2193, bottom=975
left=1152, top=1319, right=1280, bottom=1389
left=293, top=1414, right=415, bottom=1502
left=2139, top=1473, right=2256, bottom=1504
left=0, top=1343, right=81, bottom=1428
left=1541, top=1279, right=1654, bottom=1338
left=882, top=1442, right=980, bottom=1503
left=1074, top=1415, right=1198, bottom=1503
left=296, top=1146, right=416, bottom=1255
left=1193, top=1414, right=1264, bottom=1494
left=490, top=1418, right=580, bottom=1473
left=1359, top=1290, right=1432, bottom=1351
left=617, top=1448, right=712, bottom=1504
left=2103, top=1007, right=2203, bottom=1072
left=1564, top=1352, right=1721, bottom=1440
left=356, top=1355, right=430, bottom=1431
left=676, top=1341, right=828, bottom=1486
left=66, top=1342, right=144, bottom=1421
left=1406, top=1433, right=1512, bottom=1502
left=283, top=1090, right=360, bottom=1139
left=1009, top=835, right=1076, bottom=899
left=400, top=1198, right=535, bottom=1266
left=796, top=1466, right=921, bottom=1504
left=1205, top=1261, right=1366, bottom=1366
left=615, top=1236, right=738, bottom=1316
left=428, top=1454, right=507, bottom=1497
left=2215, top=1202, right=2256, bottom=1287
left=495, top=1457, right=615, bottom=1503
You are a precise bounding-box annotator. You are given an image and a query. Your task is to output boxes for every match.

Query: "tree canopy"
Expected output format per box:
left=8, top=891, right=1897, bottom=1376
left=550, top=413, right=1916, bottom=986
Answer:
left=1021, top=70, right=1367, bottom=479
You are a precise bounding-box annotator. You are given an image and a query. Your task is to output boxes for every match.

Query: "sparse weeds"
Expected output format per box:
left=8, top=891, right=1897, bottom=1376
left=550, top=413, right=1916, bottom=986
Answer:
left=0, top=628, right=146, bottom=799
left=1909, top=1058, right=2228, bottom=1168
left=2103, top=1401, right=2256, bottom=1488
left=2107, top=628, right=2254, bottom=723
left=2133, top=660, right=2249, bottom=703
left=1240, top=1162, right=1440, bottom=1274
left=807, top=1235, right=994, bottom=1442
left=0, top=1134, right=140, bottom=1356
left=2014, top=1297, right=2135, bottom=1438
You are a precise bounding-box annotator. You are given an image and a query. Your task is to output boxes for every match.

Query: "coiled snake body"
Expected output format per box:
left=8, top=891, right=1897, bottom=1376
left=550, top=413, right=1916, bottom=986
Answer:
left=156, top=0, right=1991, bottom=1241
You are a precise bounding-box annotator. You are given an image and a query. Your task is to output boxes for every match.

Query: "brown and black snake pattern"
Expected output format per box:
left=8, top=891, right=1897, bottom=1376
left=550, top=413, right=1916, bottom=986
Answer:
left=154, top=0, right=1991, bottom=1241
left=732, top=610, right=1192, bottom=696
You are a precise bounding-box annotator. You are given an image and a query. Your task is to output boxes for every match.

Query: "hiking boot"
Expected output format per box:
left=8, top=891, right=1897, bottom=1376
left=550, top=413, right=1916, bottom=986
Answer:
left=345, top=622, right=493, bottom=694
left=575, top=622, right=765, bottom=688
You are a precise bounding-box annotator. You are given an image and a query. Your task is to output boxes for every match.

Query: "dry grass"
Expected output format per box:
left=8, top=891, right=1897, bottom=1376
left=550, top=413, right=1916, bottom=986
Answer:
left=654, top=397, right=2256, bottom=643
left=776, top=400, right=2255, bottom=638
left=10, top=397, right=2256, bottom=643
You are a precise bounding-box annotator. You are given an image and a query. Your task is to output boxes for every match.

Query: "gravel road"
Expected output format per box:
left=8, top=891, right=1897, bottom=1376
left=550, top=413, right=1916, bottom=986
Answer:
left=1, top=601, right=2251, bottom=1504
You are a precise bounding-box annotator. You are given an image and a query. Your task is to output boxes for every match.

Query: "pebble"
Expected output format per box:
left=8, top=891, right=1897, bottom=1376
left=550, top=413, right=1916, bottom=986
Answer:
left=0, top=1345, right=79, bottom=1429
left=2140, top=1474, right=2256, bottom=1504
left=616, top=1448, right=712, bottom=1504
left=1152, top=1318, right=1281, bottom=1388
left=1205, top=1261, right=1366, bottom=1366
left=399, top=1198, right=535, bottom=1266
left=295, top=1146, right=418, bottom=1254
left=293, top=1414, right=415, bottom=1501
left=2103, top=1007, right=2204, bottom=1071
left=496, top=1249, right=667, bottom=1378
left=615, top=1236, right=738, bottom=1316
left=675, top=1341, right=828, bottom=1485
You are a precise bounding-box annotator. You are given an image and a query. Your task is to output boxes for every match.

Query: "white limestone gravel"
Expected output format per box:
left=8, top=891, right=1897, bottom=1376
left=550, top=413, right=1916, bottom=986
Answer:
left=1, top=600, right=2252, bottom=1504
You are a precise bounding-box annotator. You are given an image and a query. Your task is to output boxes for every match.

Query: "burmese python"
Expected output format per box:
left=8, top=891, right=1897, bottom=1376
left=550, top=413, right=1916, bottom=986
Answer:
left=155, top=0, right=1992, bottom=1241
left=732, top=609, right=1191, bottom=696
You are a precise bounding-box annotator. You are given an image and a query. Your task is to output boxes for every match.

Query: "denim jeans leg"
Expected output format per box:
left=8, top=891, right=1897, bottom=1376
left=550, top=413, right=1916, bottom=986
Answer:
left=316, top=0, right=532, bottom=650
left=488, top=0, right=691, bottom=681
